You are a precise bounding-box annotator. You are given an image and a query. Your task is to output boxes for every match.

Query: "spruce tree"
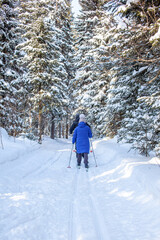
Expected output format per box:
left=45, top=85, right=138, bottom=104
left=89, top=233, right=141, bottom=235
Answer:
left=106, top=0, right=160, bottom=155
left=50, top=0, right=75, bottom=139
left=86, top=8, right=117, bottom=136
left=73, top=0, right=105, bottom=132
left=17, top=0, right=71, bottom=142
left=0, top=0, right=25, bottom=136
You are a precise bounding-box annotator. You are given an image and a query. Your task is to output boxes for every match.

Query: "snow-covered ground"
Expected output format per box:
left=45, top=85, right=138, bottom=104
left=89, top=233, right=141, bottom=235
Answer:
left=0, top=128, right=160, bottom=240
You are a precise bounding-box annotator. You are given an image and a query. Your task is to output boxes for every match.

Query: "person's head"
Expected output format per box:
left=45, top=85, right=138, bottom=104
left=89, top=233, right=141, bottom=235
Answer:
left=75, top=114, right=79, bottom=121
left=79, top=114, right=86, bottom=123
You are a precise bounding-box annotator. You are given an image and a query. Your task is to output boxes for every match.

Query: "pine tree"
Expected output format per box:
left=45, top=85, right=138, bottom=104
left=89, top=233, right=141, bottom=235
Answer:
left=17, top=0, right=71, bottom=142
left=105, top=0, right=160, bottom=155
left=72, top=0, right=105, bottom=132
left=123, top=64, right=160, bottom=156
left=86, top=8, right=117, bottom=136
left=0, top=0, right=25, bottom=136
left=50, top=0, right=75, bottom=139
left=17, top=0, right=75, bottom=141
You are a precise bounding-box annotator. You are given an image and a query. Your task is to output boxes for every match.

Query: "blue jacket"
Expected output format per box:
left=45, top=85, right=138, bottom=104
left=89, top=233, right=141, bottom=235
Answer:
left=72, top=122, right=92, bottom=154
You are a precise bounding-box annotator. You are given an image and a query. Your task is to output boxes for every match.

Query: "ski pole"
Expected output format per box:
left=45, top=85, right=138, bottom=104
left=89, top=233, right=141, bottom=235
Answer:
left=90, top=139, right=98, bottom=167
left=67, top=144, right=74, bottom=168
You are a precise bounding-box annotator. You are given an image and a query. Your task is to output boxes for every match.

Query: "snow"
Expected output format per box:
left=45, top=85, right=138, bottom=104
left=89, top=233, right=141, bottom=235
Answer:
left=5, top=69, right=14, bottom=77
left=126, top=0, right=140, bottom=6
left=0, top=128, right=160, bottom=240
left=114, top=15, right=128, bottom=29
left=132, top=66, right=148, bottom=76
left=0, top=59, right=3, bottom=66
left=117, top=0, right=140, bottom=14
left=150, top=25, right=160, bottom=42
left=71, top=0, right=81, bottom=17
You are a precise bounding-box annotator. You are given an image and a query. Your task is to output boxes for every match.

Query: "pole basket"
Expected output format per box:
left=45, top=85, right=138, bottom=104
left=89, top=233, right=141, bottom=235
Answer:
left=73, top=149, right=76, bottom=152
left=67, top=166, right=71, bottom=168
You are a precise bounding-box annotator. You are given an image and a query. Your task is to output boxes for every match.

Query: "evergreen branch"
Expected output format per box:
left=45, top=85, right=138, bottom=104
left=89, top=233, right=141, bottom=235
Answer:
left=148, top=70, right=160, bottom=84
left=112, top=51, right=160, bottom=64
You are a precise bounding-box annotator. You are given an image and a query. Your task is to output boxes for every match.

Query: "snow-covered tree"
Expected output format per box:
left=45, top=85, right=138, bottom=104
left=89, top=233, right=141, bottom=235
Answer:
left=105, top=0, right=160, bottom=155
left=17, top=0, right=74, bottom=142
left=50, top=0, right=75, bottom=139
left=72, top=0, right=106, bottom=133
left=86, top=8, right=119, bottom=136
left=0, top=0, right=25, bottom=136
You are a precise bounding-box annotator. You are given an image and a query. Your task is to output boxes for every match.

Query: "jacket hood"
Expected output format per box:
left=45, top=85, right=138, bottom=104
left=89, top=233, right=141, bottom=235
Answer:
left=78, top=122, right=86, bottom=128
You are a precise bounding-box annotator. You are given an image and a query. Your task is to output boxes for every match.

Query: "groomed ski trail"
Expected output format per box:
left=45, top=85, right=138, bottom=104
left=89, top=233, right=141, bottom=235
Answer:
left=1, top=137, right=160, bottom=240
left=68, top=168, right=79, bottom=240
left=89, top=166, right=129, bottom=240
left=68, top=166, right=111, bottom=240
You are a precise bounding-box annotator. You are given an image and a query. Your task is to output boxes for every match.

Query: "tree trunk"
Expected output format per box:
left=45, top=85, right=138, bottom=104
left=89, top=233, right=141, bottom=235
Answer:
left=62, top=122, right=64, bottom=138
left=59, top=122, right=61, bottom=138
left=66, top=115, right=68, bottom=139
left=29, top=110, right=32, bottom=133
left=38, top=100, right=42, bottom=144
left=50, top=115, right=55, bottom=139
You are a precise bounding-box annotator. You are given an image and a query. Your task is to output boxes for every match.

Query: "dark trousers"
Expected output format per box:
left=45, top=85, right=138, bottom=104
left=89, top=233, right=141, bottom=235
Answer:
left=77, top=153, right=88, bottom=165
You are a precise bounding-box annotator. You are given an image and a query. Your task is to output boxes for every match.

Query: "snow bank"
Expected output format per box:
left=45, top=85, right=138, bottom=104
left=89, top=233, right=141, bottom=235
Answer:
left=0, top=128, right=40, bottom=164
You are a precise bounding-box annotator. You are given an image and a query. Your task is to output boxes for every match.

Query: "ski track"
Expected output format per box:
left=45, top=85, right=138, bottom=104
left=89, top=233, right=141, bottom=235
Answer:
left=74, top=168, right=97, bottom=240
left=90, top=165, right=129, bottom=240
left=68, top=169, right=79, bottom=240
left=0, top=143, right=72, bottom=240
left=1, top=138, right=160, bottom=240
left=87, top=171, right=111, bottom=240
left=89, top=150, right=160, bottom=240
left=67, top=165, right=111, bottom=240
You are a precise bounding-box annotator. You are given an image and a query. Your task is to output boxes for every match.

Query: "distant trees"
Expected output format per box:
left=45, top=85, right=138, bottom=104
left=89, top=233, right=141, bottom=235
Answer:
left=0, top=0, right=75, bottom=142
left=17, top=0, right=74, bottom=142
left=72, top=0, right=107, bottom=134
left=72, top=0, right=159, bottom=156
left=0, top=0, right=159, bottom=156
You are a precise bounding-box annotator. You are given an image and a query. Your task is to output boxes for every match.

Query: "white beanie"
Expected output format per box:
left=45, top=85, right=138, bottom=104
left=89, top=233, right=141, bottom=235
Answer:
left=79, top=114, right=86, bottom=123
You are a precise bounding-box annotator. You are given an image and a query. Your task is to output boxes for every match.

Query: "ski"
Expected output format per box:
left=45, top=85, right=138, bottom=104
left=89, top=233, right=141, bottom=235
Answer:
left=76, top=164, right=89, bottom=171
left=85, top=166, right=89, bottom=172
left=85, top=163, right=89, bottom=172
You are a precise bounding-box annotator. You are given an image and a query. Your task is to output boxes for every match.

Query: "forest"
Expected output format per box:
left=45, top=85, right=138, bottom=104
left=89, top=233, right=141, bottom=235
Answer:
left=0, top=0, right=159, bottom=156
